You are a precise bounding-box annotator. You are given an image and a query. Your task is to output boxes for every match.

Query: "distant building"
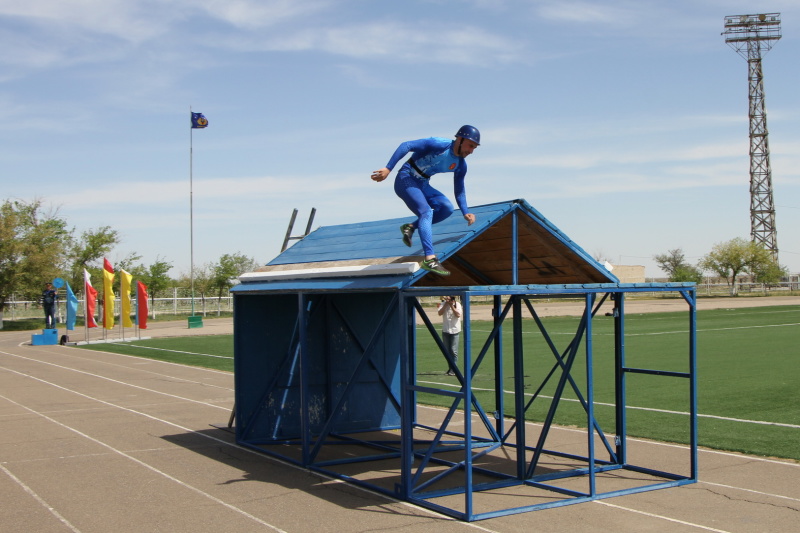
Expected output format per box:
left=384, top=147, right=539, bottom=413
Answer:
left=608, top=264, right=646, bottom=283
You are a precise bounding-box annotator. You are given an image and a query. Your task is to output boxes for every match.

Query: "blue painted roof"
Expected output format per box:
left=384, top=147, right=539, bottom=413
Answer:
left=233, top=199, right=619, bottom=292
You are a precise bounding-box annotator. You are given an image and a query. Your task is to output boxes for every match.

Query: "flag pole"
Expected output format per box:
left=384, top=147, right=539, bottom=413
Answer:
left=189, top=105, right=196, bottom=319
left=135, top=292, right=140, bottom=339
left=83, top=279, right=89, bottom=344
left=120, top=293, right=124, bottom=341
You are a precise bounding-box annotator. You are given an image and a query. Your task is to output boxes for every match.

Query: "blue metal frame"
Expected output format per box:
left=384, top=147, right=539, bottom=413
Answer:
left=233, top=283, right=697, bottom=521
left=397, top=285, right=697, bottom=521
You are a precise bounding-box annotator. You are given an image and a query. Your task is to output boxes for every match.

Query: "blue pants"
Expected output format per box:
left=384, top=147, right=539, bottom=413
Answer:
left=394, top=170, right=453, bottom=256
left=44, top=305, right=56, bottom=329
left=443, top=331, right=459, bottom=361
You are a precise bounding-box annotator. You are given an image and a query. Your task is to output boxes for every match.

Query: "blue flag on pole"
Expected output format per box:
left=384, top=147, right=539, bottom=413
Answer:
left=65, top=281, right=79, bottom=331
left=191, top=112, right=208, bottom=129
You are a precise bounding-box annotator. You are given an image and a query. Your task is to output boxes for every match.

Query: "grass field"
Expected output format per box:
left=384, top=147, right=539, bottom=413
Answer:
left=79, top=304, right=800, bottom=461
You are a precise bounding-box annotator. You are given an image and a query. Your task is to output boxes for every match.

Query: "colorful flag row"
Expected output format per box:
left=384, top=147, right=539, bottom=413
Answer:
left=74, top=258, right=149, bottom=331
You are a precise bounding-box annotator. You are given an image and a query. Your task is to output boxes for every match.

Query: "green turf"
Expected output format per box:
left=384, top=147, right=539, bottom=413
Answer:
left=76, top=304, right=800, bottom=460
left=80, top=334, right=234, bottom=371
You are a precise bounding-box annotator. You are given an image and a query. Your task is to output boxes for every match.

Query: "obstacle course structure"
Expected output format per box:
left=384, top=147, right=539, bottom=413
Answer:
left=231, top=199, right=697, bottom=521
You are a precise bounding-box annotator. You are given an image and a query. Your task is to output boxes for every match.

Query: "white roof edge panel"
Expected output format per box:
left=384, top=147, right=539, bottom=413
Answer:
left=240, top=262, right=420, bottom=282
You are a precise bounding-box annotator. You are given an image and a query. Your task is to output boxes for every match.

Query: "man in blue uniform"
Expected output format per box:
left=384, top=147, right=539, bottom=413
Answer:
left=42, top=282, right=58, bottom=328
left=371, top=125, right=480, bottom=276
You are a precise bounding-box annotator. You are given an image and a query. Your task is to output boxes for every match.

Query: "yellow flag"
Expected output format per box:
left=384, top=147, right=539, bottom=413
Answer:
left=103, top=258, right=115, bottom=329
left=120, top=269, right=133, bottom=328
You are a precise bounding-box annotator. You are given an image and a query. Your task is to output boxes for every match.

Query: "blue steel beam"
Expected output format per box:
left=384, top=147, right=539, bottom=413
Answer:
left=614, top=292, right=627, bottom=465
left=585, top=293, right=597, bottom=498
left=526, top=304, right=590, bottom=478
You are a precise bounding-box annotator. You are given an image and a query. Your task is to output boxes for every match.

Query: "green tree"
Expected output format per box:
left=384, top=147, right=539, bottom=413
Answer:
left=211, top=253, right=259, bottom=299
left=0, top=200, right=70, bottom=326
left=698, top=238, right=780, bottom=295
left=111, top=252, right=144, bottom=295
left=115, top=252, right=145, bottom=277
left=208, top=253, right=258, bottom=316
left=178, top=264, right=213, bottom=315
left=750, top=256, right=787, bottom=285
left=653, top=248, right=703, bottom=283
left=66, top=225, right=121, bottom=290
left=671, top=264, right=704, bottom=284
left=141, top=259, right=173, bottom=301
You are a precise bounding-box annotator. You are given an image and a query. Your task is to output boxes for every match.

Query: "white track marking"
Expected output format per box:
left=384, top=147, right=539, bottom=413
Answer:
left=0, top=366, right=499, bottom=532
left=0, top=462, right=83, bottom=532
left=0, top=351, right=231, bottom=411
left=418, top=379, right=800, bottom=429
left=417, top=404, right=800, bottom=468
left=594, top=501, right=733, bottom=533
left=0, top=391, right=289, bottom=533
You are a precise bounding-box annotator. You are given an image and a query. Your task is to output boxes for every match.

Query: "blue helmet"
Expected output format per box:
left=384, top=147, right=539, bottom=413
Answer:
left=455, top=125, right=480, bottom=145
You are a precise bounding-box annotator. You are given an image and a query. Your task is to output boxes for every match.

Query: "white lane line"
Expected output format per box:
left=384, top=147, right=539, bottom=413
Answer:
left=417, top=380, right=800, bottom=430
left=593, top=501, right=733, bottom=533
left=39, top=347, right=235, bottom=390
left=0, top=369, right=498, bottom=532
left=0, top=390, right=288, bottom=532
left=96, top=344, right=233, bottom=359
left=465, top=321, right=800, bottom=337
left=699, top=481, right=800, bottom=503
left=417, top=404, right=800, bottom=469
left=0, top=351, right=231, bottom=411
left=0, top=462, right=83, bottom=533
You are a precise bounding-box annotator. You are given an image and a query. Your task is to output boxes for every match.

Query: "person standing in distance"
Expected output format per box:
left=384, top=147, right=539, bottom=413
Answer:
left=41, top=282, right=58, bottom=329
left=371, top=125, right=480, bottom=276
left=438, top=295, right=463, bottom=375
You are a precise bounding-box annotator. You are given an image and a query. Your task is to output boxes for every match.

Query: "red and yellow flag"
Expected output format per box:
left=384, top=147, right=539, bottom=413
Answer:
left=120, top=268, right=133, bottom=328
left=103, top=258, right=115, bottom=329
left=84, top=269, right=98, bottom=328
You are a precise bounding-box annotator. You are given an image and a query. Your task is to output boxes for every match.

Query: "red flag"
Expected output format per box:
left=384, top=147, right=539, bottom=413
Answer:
left=84, top=269, right=98, bottom=328
left=104, top=258, right=114, bottom=273
left=136, top=281, right=149, bottom=330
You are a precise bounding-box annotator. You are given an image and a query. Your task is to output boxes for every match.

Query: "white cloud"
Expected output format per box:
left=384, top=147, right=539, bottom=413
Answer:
left=48, top=173, right=367, bottom=210
left=0, top=0, right=329, bottom=40
left=192, top=0, right=330, bottom=29
left=536, top=0, right=641, bottom=25
left=230, top=21, right=526, bottom=66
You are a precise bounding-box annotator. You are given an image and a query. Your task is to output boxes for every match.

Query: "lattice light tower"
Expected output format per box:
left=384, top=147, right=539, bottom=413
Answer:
left=723, top=13, right=781, bottom=262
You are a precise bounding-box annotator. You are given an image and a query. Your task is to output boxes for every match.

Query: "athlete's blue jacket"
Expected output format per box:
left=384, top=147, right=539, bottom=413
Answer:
left=385, top=137, right=470, bottom=215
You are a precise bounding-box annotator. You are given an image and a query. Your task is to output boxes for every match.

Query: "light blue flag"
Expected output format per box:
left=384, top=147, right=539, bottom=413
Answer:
left=65, top=281, right=79, bottom=331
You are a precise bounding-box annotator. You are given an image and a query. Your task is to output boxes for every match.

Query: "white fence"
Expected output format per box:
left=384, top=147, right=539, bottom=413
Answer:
left=2, top=287, right=233, bottom=322
left=3, top=282, right=799, bottom=324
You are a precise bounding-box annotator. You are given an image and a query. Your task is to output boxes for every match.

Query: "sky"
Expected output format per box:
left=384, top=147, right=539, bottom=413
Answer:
left=2, top=0, right=799, bottom=279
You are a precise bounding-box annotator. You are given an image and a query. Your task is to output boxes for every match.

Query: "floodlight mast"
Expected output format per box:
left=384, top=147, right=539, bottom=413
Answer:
left=723, top=13, right=781, bottom=262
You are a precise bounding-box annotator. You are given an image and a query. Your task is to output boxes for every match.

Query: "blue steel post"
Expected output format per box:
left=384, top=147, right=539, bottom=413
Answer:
left=408, top=294, right=419, bottom=427
left=493, top=294, right=504, bottom=437
left=584, top=293, right=597, bottom=496
left=463, top=294, right=474, bottom=519
left=512, top=296, right=526, bottom=478
left=688, top=288, right=698, bottom=480
left=298, top=293, right=311, bottom=466
left=399, top=293, right=414, bottom=500
left=614, top=292, right=627, bottom=465
left=232, top=294, right=242, bottom=441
